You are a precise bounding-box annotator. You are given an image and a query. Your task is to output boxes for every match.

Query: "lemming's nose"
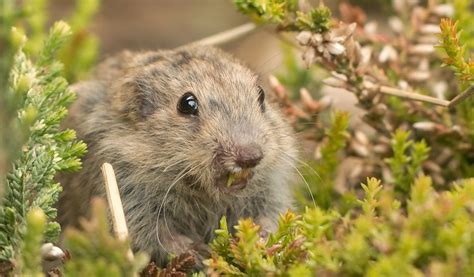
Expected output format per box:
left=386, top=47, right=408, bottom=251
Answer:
left=235, top=143, right=263, bottom=168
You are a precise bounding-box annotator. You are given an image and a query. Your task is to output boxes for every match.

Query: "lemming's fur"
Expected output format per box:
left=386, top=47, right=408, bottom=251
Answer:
left=58, top=45, right=297, bottom=265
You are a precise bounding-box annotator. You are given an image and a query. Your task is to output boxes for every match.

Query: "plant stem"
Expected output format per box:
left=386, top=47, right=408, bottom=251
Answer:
left=448, top=85, right=474, bottom=108
left=101, top=163, right=134, bottom=261
left=193, top=22, right=258, bottom=46
left=379, top=86, right=450, bottom=107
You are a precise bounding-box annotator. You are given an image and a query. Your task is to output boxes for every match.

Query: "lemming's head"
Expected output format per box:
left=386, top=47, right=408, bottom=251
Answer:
left=108, top=45, right=296, bottom=197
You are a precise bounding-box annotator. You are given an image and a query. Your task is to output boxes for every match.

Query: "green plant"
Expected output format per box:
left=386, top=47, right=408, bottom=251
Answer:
left=439, top=18, right=474, bottom=83
left=17, top=208, right=47, bottom=277
left=235, top=0, right=331, bottom=32
left=205, top=177, right=474, bottom=276
left=0, top=0, right=96, bottom=273
left=60, top=0, right=100, bottom=82
left=64, top=198, right=148, bottom=276
left=0, top=21, right=87, bottom=263
left=454, top=0, right=474, bottom=52
left=385, top=129, right=430, bottom=194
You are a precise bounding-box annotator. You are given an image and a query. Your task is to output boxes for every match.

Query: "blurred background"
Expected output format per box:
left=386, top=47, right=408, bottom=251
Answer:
left=50, top=0, right=283, bottom=75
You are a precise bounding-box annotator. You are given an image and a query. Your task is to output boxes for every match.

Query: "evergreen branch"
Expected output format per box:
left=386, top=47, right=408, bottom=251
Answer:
left=234, top=0, right=331, bottom=32
left=358, top=178, right=382, bottom=218
left=0, top=22, right=86, bottom=262
left=17, top=208, right=45, bottom=276
left=206, top=178, right=474, bottom=275
left=385, top=129, right=430, bottom=194
left=438, top=18, right=474, bottom=83
left=64, top=198, right=148, bottom=276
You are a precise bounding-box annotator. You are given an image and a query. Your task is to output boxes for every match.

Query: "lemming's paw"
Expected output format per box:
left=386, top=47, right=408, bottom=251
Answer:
left=189, top=242, right=211, bottom=270
left=159, top=232, right=194, bottom=254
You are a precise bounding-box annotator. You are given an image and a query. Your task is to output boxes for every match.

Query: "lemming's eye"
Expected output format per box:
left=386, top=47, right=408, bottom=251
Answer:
left=177, top=92, right=199, bottom=115
left=257, top=86, right=265, bottom=112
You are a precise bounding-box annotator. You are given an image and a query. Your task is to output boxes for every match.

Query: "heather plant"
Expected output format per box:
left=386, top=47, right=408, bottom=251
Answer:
left=0, top=0, right=94, bottom=274
left=0, top=21, right=87, bottom=262
left=17, top=209, right=47, bottom=276
left=60, top=0, right=100, bottom=82
left=64, top=199, right=148, bottom=276
left=0, top=0, right=98, bottom=195
left=205, top=177, right=474, bottom=276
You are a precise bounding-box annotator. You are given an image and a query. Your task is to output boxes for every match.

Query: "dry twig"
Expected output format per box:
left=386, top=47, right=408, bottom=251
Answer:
left=448, top=85, right=474, bottom=108
left=193, top=22, right=258, bottom=46
left=101, top=162, right=134, bottom=260
left=379, top=86, right=450, bottom=107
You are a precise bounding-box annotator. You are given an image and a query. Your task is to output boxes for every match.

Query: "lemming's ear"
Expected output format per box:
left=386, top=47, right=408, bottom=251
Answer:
left=116, top=76, right=159, bottom=121
left=118, top=52, right=171, bottom=121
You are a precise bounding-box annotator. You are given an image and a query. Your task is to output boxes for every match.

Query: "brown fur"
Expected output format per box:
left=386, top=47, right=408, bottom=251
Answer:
left=58, top=45, right=297, bottom=266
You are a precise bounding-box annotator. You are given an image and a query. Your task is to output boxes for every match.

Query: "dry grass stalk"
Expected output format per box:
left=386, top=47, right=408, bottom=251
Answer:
left=193, top=22, right=258, bottom=46
left=101, top=162, right=134, bottom=260
left=448, top=85, right=474, bottom=108
left=379, top=86, right=450, bottom=107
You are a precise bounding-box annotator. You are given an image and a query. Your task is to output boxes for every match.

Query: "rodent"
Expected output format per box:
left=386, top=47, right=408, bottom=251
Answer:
left=57, top=45, right=297, bottom=266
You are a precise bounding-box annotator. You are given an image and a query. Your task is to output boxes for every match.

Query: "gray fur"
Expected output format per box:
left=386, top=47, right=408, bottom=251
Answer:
left=58, top=45, right=297, bottom=266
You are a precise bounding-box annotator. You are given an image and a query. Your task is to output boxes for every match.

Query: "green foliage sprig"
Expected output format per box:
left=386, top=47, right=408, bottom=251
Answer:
left=60, top=0, right=100, bottom=82
left=18, top=208, right=46, bottom=277
left=0, top=21, right=87, bottom=262
left=206, top=177, right=474, bottom=276
left=64, top=198, right=148, bottom=276
left=439, top=18, right=474, bottom=83
left=234, top=0, right=297, bottom=24
left=385, top=129, right=429, bottom=194
left=0, top=4, right=27, bottom=197
left=234, top=0, right=331, bottom=32
left=454, top=0, right=474, bottom=52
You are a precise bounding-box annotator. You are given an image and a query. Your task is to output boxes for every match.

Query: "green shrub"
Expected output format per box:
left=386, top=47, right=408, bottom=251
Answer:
left=206, top=177, right=474, bottom=276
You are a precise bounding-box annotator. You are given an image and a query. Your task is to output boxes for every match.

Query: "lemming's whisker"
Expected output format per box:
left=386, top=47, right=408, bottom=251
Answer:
left=162, top=162, right=202, bottom=251
left=269, top=146, right=323, bottom=183
left=155, top=163, right=194, bottom=253
left=290, top=163, right=318, bottom=209
left=266, top=146, right=321, bottom=209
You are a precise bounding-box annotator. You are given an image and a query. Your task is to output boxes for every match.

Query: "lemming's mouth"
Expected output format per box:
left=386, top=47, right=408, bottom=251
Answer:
left=216, top=168, right=254, bottom=192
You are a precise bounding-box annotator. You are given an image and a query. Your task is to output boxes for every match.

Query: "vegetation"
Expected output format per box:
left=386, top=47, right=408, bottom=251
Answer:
left=0, top=21, right=87, bottom=262
left=206, top=177, right=474, bottom=276
left=0, top=0, right=91, bottom=273
left=0, top=0, right=473, bottom=275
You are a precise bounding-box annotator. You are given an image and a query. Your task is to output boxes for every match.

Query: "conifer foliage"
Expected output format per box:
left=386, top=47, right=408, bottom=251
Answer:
left=0, top=21, right=86, bottom=262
